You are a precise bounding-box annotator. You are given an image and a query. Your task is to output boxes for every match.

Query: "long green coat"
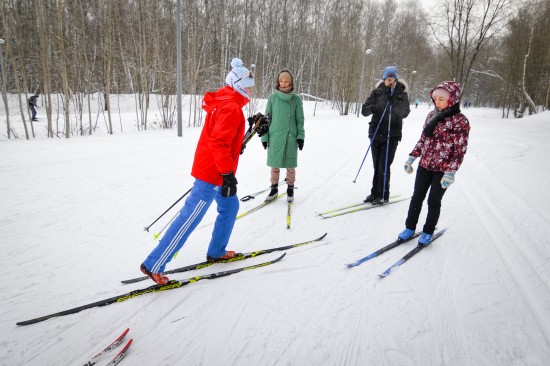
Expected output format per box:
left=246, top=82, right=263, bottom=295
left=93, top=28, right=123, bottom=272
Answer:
left=261, top=91, right=305, bottom=168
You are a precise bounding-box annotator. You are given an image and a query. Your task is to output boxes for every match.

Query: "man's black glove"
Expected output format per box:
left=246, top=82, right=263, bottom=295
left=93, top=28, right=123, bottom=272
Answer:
left=221, top=172, right=238, bottom=197
left=361, top=103, right=373, bottom=117
left=297, top=139, right=304, bottom=151
left=257, top=113, right=270, bottom=137
left=247, top=115, right=255, bottom=129
left=262, top=141, right=268, bottom=150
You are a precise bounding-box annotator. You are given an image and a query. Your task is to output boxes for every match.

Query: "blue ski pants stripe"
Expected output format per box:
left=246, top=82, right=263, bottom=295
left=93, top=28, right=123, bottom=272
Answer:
left=143, top=179, right=239, bottom=274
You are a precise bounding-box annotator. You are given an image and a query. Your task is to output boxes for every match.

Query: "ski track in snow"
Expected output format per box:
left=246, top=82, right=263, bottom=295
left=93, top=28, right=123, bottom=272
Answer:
left=2, top=103, right=550, bottom=365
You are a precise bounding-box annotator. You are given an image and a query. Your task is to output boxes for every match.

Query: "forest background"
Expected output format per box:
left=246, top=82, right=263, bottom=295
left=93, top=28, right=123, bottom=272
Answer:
left=0, top=0, right=548, bottom=140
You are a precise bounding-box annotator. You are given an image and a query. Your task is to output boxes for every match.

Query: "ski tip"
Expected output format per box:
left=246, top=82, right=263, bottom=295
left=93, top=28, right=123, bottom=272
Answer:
left=345, top=263, right=354, bottom=269
left=318, top=233, right=328, bottom=240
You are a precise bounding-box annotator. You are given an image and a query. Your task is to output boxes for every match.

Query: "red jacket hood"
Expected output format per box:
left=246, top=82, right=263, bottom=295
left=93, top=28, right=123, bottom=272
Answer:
left=430, top=81, right=462, bottom=108
left=202, top=86, right=249, bottom=113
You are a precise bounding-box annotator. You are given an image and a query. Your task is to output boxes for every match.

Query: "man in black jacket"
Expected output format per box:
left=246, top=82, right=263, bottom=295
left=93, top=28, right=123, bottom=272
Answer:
left=28, top=93, right=39, bottom=121
left=361, top=66, right=410, bottom=205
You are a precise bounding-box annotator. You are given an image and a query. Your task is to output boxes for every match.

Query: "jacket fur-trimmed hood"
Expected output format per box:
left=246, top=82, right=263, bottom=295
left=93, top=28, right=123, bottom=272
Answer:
left=374, top=78, right=409, bottom=94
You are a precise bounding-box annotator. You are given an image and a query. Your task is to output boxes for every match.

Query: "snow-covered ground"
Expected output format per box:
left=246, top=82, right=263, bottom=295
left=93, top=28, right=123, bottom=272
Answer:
left=1, top=95, right=550, bottom=365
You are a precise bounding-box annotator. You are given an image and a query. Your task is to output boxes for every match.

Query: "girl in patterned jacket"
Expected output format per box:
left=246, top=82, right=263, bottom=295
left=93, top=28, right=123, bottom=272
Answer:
left=397, top=81, right=470, bottom=245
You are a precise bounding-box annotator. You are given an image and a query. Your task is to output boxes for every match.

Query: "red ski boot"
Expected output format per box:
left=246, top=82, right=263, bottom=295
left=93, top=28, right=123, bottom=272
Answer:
left=140, top=263, right=170, bottom=285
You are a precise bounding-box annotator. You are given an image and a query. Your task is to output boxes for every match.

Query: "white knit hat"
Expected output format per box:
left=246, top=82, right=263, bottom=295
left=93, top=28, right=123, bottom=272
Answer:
left=225, top=58, right=254, bottom=98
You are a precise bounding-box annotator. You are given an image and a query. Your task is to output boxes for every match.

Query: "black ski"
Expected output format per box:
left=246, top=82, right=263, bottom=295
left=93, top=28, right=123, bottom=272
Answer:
left=121, top=233, right=327, bottom=284
left=378, top=228, right=447, bottom=278
left=16, top=254, right=286, bottom=326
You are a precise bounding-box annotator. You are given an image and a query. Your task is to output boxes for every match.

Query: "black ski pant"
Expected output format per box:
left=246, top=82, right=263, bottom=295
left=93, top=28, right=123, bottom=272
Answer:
left=405, top=166, right=447, bottom=235
left=370, top=139, right=399, bottom=200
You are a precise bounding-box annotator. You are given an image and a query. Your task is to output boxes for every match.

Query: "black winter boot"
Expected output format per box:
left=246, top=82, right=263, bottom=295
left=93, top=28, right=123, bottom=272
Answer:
left=265, top=184, right=278, bottom=201
left=371, top=197, right=389, bottom=205
left=363, top=194, right=375, bottom=203
left=287, top=185, right=294, bottom=202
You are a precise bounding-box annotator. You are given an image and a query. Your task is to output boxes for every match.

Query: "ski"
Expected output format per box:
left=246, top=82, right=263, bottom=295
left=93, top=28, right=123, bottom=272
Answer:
left=83, top=328, right=130, bottom=366
left=317, top=194, right=402, bottom=216
left=319, top=196, right=410, bottom=219
left=16, top=254, right=286, bottom=326
left=236, top=192, right=287, bottom=220
left=105, top=339, right=133, bottom=366
left=121, top=233, right=327, bottom=284
left=346, top=232, right=422, bottom=268
left=286, top=202, right=292, bottom=229
left=378, top=228, right=447, bottom=278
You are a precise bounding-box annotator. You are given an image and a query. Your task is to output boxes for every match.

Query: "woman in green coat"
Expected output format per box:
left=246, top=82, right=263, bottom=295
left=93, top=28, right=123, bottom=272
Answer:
left=261, top=69, right=305, bottom=203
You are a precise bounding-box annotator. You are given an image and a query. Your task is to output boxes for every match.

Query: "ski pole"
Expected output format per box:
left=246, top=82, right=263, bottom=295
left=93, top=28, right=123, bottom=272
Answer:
left=380, top=85, right=397, bottom=199
left=353, top=99, right=391, bottom=183
left=153, top=209, right=180, bottom=240
left=381, top=104, right=392, bottom=201
left=240, top=180, right=285, bottom=201
left=144, top=188, right=191, bottom=232
left=381, top=85, right=396, bottom=200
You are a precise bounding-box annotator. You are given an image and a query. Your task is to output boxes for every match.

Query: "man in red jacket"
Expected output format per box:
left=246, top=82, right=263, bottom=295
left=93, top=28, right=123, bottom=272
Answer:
left=140, top=58, right=254, bottom=285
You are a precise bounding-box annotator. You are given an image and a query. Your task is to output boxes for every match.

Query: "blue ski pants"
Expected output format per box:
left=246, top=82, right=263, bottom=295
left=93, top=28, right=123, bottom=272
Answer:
left=143, top=179, right=239, bottom=274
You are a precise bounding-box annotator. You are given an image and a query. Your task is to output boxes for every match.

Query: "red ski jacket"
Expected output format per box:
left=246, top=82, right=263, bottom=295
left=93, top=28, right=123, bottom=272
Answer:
left=191, top=86, right=249, bottom=186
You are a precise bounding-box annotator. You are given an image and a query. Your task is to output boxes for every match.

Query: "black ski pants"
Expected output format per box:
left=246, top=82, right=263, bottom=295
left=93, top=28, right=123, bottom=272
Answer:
left=405, top=166, right=447, bottom=235
left=370, top=139, right=399, bottom=200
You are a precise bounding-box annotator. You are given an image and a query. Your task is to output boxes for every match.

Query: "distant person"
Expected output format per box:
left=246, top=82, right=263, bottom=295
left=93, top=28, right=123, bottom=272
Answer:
left=398, top=81, right=470, bottom=245
left=140, top=58, right=254, bottom=285
left=361, top=66, right=410, bottom=205
left=261, top=69, right=305, bottom=203
left=28, top=93, right=39, bottom=121
left=415, top=99, right=420, bottom=109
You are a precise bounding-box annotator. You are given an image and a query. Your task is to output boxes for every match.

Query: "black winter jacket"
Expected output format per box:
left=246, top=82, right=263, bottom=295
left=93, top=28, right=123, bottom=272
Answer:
left=361, top=80, right=410, bottom=142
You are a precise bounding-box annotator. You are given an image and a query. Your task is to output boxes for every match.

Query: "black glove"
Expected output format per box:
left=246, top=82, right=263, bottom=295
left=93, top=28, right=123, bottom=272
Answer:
left=361, top=103, right=373, bottom=117
left=221, top=172, right=238, bottom=197
left=257, top=114, right=271, bottom=137
left=297, top=139, right=304, bottom=151
left=262, top=141, right=268, bottom=150
left=247, top=115, right=255, bottom=129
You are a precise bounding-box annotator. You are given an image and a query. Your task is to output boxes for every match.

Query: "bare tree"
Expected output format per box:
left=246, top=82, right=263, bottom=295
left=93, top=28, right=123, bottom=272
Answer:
left=430, top=0, right=511, bottom=92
